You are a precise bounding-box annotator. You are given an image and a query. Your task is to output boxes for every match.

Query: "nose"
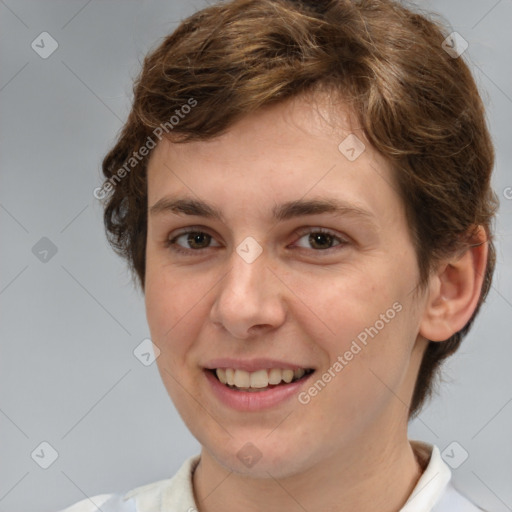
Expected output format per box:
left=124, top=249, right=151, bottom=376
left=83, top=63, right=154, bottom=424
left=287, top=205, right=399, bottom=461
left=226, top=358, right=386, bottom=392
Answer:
left=209, top=248, right=287, bottom=339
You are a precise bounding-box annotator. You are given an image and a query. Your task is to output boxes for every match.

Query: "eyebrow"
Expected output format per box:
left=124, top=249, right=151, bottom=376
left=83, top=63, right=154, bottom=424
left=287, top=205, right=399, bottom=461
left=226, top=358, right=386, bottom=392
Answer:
left=149, top=196, right=376, bottom=225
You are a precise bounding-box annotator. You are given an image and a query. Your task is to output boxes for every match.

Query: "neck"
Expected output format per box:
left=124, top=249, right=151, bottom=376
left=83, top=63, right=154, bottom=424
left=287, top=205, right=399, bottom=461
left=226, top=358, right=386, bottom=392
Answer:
left=192, top=434, right=422, bottom=512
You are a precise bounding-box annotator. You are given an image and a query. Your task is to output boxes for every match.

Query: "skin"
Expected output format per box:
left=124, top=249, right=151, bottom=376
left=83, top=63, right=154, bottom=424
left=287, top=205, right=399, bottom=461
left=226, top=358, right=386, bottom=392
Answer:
left=144, top=93, right=487, bottom=512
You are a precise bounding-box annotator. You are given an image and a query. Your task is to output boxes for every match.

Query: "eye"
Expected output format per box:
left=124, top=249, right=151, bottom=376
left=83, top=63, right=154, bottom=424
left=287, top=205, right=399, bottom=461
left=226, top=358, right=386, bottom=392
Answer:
left=165, top=226, right=348, bottom=256
left=166, top=229, right=221, bottom=254
left=293, top=228, right=348, bottom=251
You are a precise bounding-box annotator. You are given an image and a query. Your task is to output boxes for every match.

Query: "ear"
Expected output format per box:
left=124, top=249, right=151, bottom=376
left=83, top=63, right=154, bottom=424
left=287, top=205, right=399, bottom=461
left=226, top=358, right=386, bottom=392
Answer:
left=419, top=226, right=489, bottom=342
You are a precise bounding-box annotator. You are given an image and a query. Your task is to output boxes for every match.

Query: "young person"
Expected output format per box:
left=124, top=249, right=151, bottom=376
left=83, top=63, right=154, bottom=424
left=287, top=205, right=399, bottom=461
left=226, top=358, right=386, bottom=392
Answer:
left=61, top=0, right=497, bottom=510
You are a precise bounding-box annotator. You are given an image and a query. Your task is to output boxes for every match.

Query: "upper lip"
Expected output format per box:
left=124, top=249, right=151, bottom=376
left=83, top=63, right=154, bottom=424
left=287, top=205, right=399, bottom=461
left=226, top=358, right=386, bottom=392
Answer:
left=203, top=358, right=314, bottom=372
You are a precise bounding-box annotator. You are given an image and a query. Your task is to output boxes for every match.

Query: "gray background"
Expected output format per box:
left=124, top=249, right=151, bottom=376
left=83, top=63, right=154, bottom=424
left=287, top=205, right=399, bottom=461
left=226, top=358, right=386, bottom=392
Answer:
left=0, top=1, right=510, bottom=511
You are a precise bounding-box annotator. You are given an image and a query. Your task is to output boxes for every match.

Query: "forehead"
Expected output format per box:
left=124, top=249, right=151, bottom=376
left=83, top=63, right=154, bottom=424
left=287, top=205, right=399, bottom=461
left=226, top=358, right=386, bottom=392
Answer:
left=146, top=94, right=403, bottom=227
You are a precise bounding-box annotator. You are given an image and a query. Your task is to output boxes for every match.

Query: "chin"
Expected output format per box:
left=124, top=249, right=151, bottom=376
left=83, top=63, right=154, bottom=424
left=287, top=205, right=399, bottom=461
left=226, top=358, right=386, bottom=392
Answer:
left=200, top=433, right=318, bottom=479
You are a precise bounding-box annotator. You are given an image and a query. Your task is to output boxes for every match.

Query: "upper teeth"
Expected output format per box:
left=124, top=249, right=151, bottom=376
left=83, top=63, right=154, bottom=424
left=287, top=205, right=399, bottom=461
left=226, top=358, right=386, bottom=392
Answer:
left=215, top=368, right=307, bottom=388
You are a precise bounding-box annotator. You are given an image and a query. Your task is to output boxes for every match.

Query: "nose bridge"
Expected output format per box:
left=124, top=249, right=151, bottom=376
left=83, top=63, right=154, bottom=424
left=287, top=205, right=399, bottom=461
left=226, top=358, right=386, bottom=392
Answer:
left=223, top=244, right=268, bottom=301
left=210, top=242, right=286, bottom=337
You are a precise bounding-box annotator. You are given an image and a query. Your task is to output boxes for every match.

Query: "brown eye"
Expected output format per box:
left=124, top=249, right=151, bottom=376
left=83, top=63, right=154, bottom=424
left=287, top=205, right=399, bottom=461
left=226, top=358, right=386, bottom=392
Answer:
left=185, top=232, right=211, bottom=249
left=308, top=232, right=336, bottom=250
left=294, top=229, right=346, bottom=251
left=167, top=229, right=221, bottom=253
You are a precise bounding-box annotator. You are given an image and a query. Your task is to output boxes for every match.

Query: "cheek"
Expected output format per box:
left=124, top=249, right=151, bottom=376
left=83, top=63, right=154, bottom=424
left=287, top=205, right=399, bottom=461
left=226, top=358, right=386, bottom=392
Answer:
left=145, top=268, right=208, bottom=415
left=144, top=264, right=207, bottom=352
left=284, top=262, right=403, bottom=344
left=285, top=258, right=418, bottom=395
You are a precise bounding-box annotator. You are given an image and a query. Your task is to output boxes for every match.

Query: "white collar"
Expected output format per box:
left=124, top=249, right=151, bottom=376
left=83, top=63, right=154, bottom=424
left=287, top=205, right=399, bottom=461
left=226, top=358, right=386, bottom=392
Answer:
left=400, top=441, right=452, bottom=511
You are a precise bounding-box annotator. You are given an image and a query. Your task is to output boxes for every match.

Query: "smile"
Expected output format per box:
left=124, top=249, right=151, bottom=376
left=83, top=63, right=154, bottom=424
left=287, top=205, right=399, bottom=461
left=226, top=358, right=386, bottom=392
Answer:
left=211, top=367, right=314, bottom=392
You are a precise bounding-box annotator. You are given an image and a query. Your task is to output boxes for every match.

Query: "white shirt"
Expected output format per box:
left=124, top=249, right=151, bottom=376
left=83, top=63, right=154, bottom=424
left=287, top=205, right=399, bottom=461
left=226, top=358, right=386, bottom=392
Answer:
left=57, top=442, right=484, bottom=512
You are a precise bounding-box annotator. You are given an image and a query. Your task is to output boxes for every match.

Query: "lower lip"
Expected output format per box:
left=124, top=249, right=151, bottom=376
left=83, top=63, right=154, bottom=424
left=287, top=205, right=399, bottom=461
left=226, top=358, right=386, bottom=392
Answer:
left=204, top=370, right=314, bottom=412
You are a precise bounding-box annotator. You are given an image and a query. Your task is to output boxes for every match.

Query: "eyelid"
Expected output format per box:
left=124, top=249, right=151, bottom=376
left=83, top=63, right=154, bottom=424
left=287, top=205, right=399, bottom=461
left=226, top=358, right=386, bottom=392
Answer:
left=168, top=225, right=217, bottom=239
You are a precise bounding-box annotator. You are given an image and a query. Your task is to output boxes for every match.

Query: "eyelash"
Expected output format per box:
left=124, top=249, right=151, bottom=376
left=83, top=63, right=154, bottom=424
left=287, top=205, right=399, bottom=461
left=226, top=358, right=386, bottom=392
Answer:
left=165, top=226, right=349, bottom=256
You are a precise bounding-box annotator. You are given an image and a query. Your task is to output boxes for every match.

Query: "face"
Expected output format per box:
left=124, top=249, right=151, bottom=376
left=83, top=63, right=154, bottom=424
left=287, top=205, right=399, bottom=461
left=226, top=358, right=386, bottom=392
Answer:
left=145, top=94, right=429, bottom=478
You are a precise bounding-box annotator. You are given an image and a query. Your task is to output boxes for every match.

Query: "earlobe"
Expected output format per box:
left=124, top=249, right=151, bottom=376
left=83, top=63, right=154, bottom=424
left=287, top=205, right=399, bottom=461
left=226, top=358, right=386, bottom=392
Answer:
left=419, top=226, right=488, bottom=342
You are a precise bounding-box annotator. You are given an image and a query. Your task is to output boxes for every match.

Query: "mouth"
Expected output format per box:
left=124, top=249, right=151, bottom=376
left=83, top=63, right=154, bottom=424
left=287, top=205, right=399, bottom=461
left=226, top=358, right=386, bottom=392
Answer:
left=207, top=367, right=315, bottom=392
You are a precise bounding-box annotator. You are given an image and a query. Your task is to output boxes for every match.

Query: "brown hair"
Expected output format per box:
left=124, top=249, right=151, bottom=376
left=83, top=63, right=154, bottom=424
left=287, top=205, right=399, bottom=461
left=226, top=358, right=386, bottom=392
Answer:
left=101, top=0, right=498, bottom=417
